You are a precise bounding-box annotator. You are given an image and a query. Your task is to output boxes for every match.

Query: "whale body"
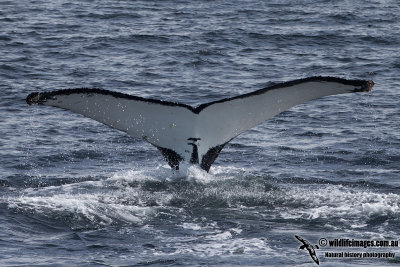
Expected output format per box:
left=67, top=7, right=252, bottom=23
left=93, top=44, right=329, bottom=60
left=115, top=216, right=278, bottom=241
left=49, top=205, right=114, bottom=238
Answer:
left=26, top=76, right=374, bottom=171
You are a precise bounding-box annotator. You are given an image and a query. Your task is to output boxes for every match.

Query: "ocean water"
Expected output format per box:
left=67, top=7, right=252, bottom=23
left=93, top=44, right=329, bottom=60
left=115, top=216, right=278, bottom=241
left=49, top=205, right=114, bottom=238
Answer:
left=1, top=0, right=399, bottom=266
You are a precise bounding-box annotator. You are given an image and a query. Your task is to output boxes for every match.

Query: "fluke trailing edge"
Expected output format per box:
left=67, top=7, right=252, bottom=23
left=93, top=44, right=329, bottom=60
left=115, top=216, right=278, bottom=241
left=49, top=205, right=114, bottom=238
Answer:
left=26, top=76, right=374, bottom=172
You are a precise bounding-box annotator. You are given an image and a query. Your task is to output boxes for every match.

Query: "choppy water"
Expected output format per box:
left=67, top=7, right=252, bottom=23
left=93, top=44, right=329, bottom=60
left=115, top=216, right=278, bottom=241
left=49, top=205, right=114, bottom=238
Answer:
left=1, top=0, right=400, bottom=266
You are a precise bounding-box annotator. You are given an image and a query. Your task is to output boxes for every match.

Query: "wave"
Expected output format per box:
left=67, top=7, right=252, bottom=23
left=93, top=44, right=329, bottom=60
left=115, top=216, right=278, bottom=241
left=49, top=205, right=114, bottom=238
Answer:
left=3, top=166, right=399, bottom=232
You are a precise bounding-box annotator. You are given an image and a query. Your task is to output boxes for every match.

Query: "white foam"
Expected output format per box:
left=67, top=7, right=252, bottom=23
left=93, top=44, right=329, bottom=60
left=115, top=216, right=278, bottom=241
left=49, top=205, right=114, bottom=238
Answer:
left=361, top=199, right=399, bottom=216
left=108, top=165, right=172, bottom=183
left=5, top=176, right=157, bottom=228
left=206, top=231, right=233, bottom=240
left=107, top=164, right=247, bottom=185
left=106, top=164, right=239, bottom=185
left=9, top=190, right=152, bottom=225
left=181, top=222, right=202, bottom=230
left=162, top=236, right=273, bottom=258
left=5, top=165, right=400, bottom=233
left=277, top=185, right=400, bottom=222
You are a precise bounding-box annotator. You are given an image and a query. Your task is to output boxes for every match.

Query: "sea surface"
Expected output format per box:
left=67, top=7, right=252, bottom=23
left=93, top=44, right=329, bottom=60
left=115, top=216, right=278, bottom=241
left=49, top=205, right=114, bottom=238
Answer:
left=1, top=0, right=399, bottom=266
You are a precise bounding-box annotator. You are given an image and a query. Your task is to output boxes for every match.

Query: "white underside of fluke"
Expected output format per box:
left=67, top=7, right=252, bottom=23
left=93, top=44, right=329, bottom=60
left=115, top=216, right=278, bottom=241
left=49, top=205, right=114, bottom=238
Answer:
left=27, top=77, right=373, bottom=171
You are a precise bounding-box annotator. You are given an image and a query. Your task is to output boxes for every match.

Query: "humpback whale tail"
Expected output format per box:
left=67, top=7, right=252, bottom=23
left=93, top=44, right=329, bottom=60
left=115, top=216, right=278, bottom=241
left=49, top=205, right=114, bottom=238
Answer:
left=26, top=76, right=373, bottom=172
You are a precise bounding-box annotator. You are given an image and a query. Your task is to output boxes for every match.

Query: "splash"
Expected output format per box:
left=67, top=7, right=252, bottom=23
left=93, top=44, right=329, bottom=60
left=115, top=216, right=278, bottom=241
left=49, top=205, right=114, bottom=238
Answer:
left=3, top=166, right=400, bottom=232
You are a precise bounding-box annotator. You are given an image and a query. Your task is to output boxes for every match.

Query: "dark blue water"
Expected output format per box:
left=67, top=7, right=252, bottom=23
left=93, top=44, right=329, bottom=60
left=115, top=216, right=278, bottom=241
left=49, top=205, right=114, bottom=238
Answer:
left=1, top=0, right=400, bottom=266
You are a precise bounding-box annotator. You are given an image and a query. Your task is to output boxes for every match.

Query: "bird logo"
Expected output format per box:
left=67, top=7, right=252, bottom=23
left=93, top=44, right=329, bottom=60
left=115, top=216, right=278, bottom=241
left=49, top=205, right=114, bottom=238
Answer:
left=295, top=235, right=320, bottom=265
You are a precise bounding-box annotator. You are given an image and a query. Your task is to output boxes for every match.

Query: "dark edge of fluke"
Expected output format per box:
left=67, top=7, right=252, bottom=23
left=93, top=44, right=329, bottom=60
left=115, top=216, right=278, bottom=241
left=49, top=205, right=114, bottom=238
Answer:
left=26, top=88, right=194, bottom=110
left=26, top=92, right=41, bottom=106
left=26, top=76, right=374, bottom=113
left=195, top=76, right=374, bottom=112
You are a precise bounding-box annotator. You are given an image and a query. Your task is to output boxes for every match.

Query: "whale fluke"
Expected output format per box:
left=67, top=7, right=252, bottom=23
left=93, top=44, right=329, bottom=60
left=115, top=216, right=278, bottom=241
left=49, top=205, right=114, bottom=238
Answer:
left=26, top=76, right=373, bottom=171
